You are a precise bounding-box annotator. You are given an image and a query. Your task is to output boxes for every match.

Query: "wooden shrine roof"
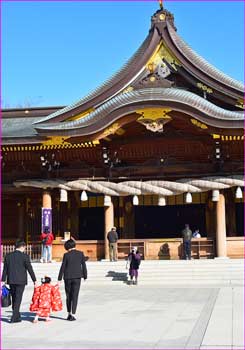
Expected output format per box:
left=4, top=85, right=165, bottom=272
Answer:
left=2, top=8, right=244, bottom=147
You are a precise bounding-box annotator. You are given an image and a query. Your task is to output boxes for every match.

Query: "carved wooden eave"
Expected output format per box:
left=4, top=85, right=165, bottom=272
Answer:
left=35, top=88, right=244, bottom=139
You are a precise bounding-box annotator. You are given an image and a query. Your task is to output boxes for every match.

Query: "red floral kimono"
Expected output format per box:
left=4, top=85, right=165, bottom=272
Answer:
left=30, top=284, right=62, bottom=317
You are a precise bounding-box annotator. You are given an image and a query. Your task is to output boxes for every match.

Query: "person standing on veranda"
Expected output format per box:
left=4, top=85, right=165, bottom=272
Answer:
left=107, top=227, right=118, bottom=262
left=40, top=227, right=54, bottom=263
left=182, top=224, right=192, bottom=260
left=193, top=229, right=201, bottom=238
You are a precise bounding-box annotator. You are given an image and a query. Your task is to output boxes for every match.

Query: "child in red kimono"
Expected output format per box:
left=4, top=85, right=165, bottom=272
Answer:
left=30, top=276, right=62, bottom=323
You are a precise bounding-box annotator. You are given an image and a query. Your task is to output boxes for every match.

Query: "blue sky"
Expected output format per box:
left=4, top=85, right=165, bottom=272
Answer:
left=2, top=1, right=244, bottom=108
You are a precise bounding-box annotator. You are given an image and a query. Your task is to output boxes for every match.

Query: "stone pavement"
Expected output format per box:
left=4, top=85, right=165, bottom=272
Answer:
left=1, top=283, right=244, bottom=349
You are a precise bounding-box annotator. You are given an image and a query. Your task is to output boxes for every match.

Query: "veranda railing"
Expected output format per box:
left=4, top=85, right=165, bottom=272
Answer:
left=1, top=243, right=42, bottom=262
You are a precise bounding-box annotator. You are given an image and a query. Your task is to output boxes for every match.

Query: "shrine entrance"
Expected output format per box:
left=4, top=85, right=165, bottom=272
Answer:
left=134, top=204, right=206, bottom=239
left=79, top=207, right=104, bottom=240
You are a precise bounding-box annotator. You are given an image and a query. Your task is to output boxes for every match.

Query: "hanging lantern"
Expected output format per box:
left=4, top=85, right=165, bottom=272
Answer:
left=235, top=187, right=243, bottom=199
left=60, top=189, right=68, bottom=202
left=212, top=190, right=220, bottom=202
left=104, top=195, right=111, bottom=207
left=158, top=196, right=166, bottom=206
left=133, top=195, right=139, bottom=206
left=185, top=192, right=192, bottom=204
left=80, top=190, right=88, bottom=201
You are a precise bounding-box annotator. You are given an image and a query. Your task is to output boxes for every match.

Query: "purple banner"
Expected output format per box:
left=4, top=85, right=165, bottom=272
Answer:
left=41, top=208, right=52, bottom=232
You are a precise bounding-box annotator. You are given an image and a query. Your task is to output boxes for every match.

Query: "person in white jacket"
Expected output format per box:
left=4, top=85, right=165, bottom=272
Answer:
left=193, top=229, right=201, bottom=238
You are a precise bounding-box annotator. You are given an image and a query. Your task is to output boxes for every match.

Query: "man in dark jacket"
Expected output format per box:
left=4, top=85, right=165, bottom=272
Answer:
left=58, top=239, right=87, bottom=321
left=107, top=227, right=118, bottom=261
left=182, top=224, right=192, bottom=260
left=1, top=240, right=37, bottom=323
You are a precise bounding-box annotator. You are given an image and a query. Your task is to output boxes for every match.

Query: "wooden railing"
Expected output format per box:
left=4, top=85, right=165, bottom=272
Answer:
left=117, top=238, right=215, bottom=260
left=117, top=239, right=146, bottom=260
left=191, top=239, right=215, bottom=259
left=1, top=238, right=216, bottom=261
left=1, top=243, right=42, bottom=261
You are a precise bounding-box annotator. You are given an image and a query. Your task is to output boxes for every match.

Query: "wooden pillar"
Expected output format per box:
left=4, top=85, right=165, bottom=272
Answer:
left=43, top=191, right=52, bottom=208
left=216, top=193, right=227, bottom=257
left=104, top=201, right=114, bottom=259
left=42, top=191, right=52, bottom=232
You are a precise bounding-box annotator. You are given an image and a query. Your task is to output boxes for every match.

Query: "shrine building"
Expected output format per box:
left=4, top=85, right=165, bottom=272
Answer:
left=1, top=7, right=244, bottom=260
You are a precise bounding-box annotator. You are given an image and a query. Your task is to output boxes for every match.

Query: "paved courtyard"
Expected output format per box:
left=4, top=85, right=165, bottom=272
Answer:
left=1, top=284, right=243, bottom=349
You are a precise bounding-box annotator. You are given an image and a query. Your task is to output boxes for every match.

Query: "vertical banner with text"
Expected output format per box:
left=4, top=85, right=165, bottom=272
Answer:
left=41, top=208, right=52, bottom=232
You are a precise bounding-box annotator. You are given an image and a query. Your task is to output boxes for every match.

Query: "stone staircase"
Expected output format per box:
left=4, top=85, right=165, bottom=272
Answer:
left=25, top=259, right=244, bottom=286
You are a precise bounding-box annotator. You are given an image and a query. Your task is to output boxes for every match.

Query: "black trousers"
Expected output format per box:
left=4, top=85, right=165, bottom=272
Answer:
left=64, top=278, right=81, bottom=314
left=9, top=284, right=25, bottom=321
left=183, top=241, right=191, bottom=259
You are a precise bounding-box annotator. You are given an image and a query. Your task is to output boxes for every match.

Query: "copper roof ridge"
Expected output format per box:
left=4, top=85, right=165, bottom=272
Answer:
left=35, top=28, right=161, bottom=125
left=166, top=22, right=244, bottom=93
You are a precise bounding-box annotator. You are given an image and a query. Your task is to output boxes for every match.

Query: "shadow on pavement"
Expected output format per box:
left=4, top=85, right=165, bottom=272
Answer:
left=1, top=317, right=10, bottom=323
left=2, top=311, right=35, bottom=323
left=106, top=271, right=129, bottom=284
left=2, top=311, right=67, bottom=323
left=50, top=315, right=67, bottom=321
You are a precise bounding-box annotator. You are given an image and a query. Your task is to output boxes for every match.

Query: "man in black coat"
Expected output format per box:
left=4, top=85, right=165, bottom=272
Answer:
left=58, top=239, right=87, bottom=321
left=1, top=240, right=37, bottom=323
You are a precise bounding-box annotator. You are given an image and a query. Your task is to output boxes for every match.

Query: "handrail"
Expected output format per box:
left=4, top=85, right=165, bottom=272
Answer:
left=1, top=238, right=215, bottom=261
left=1, top=243, right=42, bottom=261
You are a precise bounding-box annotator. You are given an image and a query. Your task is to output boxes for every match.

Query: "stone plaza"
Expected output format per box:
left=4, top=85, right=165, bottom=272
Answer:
left=1, top=260, right=244, bottom=350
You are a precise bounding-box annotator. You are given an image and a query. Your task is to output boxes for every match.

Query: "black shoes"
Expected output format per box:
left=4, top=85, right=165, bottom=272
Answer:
left=128, top=280, right=138, bottom=285
left=67, top=315, right=76, bottom=321
left=10, top=318, right=21, bottom=323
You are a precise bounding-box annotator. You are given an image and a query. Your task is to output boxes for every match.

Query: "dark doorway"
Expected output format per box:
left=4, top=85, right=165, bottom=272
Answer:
left=135, top=205, right=206, bottom=238
left=79, top=208, right=104, bottom=240
left=235, top=203, right=244, bottom=236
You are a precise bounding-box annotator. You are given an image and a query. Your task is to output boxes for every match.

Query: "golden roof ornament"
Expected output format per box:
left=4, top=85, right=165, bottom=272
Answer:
left=151, top=5, right=176, bottom=30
